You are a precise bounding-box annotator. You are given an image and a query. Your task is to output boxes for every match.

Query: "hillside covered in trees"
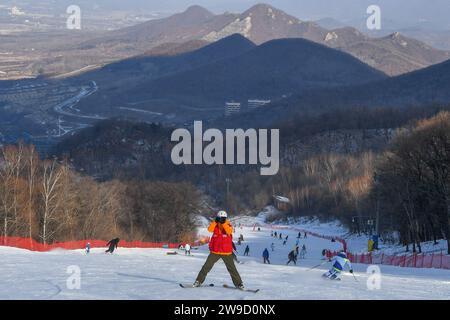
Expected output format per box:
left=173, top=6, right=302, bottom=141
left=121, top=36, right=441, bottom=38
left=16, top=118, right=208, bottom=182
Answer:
left=38, top=104, right=450, bottom=252
left=0, top=143, right=202, bottom=244
left=1, top=98, right=449, bottom=252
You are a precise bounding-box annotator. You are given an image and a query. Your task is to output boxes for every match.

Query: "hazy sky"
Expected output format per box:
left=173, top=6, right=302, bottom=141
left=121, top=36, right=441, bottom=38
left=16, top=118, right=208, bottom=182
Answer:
left=103, top=0, right=450, bottom=30
left=178, top=0, right=450, bottom=30
left=7, top=0, right=450, bottom=31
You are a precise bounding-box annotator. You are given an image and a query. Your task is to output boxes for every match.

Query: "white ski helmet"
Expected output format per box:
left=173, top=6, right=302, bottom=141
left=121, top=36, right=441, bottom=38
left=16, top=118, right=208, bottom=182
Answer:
left=217, top=210, right=228, bottom=218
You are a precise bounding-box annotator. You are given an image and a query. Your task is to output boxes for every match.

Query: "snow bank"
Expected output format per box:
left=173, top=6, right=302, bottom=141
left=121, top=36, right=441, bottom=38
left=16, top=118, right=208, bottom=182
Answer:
left=2, top=221, right=450, bottom=300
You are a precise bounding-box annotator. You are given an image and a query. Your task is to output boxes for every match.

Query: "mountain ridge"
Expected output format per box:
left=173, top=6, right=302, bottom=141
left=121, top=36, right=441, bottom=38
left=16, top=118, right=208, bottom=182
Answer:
left=70, top=3, right=450, bottom=76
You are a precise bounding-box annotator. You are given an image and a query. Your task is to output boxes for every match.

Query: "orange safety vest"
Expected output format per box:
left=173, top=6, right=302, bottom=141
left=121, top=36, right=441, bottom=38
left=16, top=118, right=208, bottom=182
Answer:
left=208, top=221, right=233, bottom=255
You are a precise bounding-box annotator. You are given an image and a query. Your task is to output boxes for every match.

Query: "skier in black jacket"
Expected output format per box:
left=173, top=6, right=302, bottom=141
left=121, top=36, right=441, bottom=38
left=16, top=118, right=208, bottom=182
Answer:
left=287, top=250, right=297, bottom=265
left=105, top=238, right=120, bottom=254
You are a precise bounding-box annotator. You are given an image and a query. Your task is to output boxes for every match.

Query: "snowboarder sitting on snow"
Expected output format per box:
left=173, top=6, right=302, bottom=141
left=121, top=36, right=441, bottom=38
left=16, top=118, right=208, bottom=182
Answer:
left=287, top=250, right=297, bottom=265
left=193, top=211, right=244, bottom=290
left=262, top=248, right=270, bottom=264
left=323, top=251, right=353, bottom=280
left=105, top=238, right=120, bottom=254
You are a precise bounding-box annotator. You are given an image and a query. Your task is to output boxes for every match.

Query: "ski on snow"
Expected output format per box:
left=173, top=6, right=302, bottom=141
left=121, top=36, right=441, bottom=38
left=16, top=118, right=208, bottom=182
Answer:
left=179, top=283, right=214, bottom=288
left=179, top=283, right=259, bottom=292
left=223, top=284, right=260, bottom=293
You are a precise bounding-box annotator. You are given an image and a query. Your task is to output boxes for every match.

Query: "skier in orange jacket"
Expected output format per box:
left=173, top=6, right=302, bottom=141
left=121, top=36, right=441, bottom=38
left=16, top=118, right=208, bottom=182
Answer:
left=193, top=211, right=244, bottom=289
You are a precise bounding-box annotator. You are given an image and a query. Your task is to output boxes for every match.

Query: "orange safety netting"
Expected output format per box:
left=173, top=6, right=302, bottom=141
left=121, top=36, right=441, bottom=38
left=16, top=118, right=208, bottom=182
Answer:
left=0, top=236, right=210, bottom=252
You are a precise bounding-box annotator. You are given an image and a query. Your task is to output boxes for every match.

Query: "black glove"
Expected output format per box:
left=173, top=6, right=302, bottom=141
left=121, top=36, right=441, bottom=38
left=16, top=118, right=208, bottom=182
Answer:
left=349, top=269, right=353, bottom=274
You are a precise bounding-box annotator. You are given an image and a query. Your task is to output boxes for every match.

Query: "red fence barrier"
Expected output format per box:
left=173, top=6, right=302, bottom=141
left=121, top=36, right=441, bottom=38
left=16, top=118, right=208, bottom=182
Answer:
left=250, top=222, right=450, bottom=271
left=326, top=250, right=450, bottom=270
left=0, top=236, right=210, bottom=252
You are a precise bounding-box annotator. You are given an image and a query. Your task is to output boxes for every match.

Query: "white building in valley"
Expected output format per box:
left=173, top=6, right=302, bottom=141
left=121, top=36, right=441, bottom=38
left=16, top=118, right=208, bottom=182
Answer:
left=248, top=99, right=271, bottom=109
left=225, top=102, right=241, bottom=116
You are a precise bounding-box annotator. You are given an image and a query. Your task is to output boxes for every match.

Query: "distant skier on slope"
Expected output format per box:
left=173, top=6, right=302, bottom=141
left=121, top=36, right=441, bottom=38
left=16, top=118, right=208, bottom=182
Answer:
left=244, top=245, right=250, bottom=256
left=271, top=243, right=275, bottom=251
left=193, top=211, right=244, bottom=290
left=286, top=250, right=297, bottom=265
left=300, top=244, right=307, bottom=259
left=85, top=242, right=91, bottom=254
left=262, top=248, right=270, bottom=264
left=105, top=238, right=120, bottom=254
left=322, top=249, right=329, bottom=260
left=322, top=251, right=353, bottom=280
left=185, top=243, right=191, bottom=256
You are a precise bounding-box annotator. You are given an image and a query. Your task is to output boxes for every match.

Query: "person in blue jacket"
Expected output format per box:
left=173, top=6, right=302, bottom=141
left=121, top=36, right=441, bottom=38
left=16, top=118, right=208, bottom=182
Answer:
left=323, top=251, right=353, bottom=280
left=262, top=248, right=270, bottom=264
left=85, top=242, right=91, bottom=254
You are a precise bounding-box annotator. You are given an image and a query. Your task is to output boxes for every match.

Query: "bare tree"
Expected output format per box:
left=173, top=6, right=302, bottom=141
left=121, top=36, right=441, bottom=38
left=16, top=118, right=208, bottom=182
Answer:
left=40, top=160, right=64, bottom=245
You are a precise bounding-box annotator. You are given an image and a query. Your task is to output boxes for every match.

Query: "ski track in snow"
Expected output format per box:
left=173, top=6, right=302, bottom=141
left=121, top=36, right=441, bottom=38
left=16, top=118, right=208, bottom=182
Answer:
left=1, top=217, right=449, bottom=300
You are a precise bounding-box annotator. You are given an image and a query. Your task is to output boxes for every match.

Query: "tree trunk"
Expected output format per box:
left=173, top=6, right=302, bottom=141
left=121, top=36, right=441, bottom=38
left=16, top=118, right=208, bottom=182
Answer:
left=3, top=214, right=7, bottom=239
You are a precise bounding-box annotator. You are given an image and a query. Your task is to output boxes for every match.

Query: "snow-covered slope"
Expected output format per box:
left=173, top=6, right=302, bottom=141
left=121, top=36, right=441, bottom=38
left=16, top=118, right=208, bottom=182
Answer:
left=263, top=211, right=450, bottom=255
left=1, top=218, right=449, bottom=300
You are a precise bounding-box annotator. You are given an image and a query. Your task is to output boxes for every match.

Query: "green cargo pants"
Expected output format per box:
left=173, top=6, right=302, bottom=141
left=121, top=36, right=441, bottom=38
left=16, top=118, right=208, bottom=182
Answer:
left=196, top=253, right=243, bottom=286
